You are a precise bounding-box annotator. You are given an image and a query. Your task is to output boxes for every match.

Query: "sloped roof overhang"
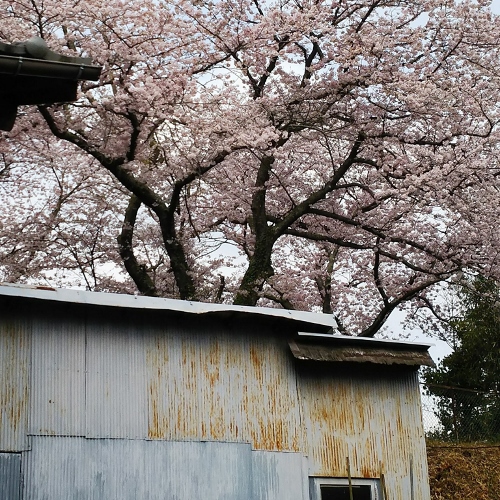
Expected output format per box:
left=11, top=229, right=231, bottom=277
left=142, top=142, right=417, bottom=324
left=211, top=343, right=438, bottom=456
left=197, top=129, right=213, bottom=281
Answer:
left=290, top=332, right=435, bottom=368
left=0, top=37, right=102, bottom=131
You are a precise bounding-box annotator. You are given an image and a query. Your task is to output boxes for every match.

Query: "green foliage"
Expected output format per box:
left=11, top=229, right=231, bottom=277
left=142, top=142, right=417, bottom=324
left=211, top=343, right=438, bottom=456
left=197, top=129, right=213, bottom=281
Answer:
left=423, top=277, right=500, bottom=442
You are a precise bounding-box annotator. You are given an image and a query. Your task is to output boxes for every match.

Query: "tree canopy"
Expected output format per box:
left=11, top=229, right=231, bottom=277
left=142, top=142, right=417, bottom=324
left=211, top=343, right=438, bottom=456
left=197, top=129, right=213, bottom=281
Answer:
left=423, top=277, right=500, bottom=442
left=1, top=0, right=500, bottom=335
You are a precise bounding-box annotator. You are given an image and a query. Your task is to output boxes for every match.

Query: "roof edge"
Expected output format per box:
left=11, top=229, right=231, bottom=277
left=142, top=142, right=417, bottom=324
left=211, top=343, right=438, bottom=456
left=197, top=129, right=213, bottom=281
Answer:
left=290, top=338, right=435, bottom=368
left=0, top=55, right=101, bottom=80
left=297, top=331, right=433, bottom=350
left=0, top=283, right=338, bottom=330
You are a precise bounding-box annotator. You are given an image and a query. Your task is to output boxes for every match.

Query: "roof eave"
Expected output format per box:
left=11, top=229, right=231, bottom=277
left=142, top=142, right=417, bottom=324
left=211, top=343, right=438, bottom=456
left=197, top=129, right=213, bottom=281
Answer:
left=0, top=55, right=101, bottom=81
left=0, top=283, right=339, bottom=332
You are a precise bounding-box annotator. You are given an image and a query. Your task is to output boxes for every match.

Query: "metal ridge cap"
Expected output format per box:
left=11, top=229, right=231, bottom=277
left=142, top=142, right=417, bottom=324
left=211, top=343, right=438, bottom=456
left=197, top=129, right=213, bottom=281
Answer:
left=0, top=283, right=338, bottom=329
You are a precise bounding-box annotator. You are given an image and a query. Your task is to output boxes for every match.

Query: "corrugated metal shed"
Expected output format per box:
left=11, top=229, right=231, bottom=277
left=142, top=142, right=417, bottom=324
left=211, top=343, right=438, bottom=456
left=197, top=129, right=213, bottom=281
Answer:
left=0, top=283, right=433, bottom=500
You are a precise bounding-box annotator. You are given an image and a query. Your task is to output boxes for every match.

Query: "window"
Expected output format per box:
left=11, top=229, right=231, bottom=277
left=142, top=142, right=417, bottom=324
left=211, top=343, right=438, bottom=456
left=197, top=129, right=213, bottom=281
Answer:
left=310, top=478, right=381, bottom=500
left=320, top=485, right=371, bottom=500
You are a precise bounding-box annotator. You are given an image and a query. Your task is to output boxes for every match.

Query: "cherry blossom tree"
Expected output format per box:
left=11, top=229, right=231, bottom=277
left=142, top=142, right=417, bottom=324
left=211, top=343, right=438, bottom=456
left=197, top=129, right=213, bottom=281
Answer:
left=1, top=0, right=500, bottom=335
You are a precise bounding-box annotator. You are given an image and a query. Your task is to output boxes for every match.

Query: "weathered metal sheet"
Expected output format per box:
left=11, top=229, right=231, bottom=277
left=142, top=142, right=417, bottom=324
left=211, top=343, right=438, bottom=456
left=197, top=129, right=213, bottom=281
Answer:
left=0, top=452, right=21, bottom=500
left=252, top=450, right=308, bottom=500
left=29, top=309, right=86, bottom=437
left=289, top=340, right=435, bottom=367
left=0, top=308, right=30, bottom=451
left=146, top=320, right=303, bottom=451
left=85, top=312, right=148, bottom=439
left=24, top=436, right=257, bottom=500
left=298, top=367, right=431, bottom=500
left=0, top=283, right=337, bottom=331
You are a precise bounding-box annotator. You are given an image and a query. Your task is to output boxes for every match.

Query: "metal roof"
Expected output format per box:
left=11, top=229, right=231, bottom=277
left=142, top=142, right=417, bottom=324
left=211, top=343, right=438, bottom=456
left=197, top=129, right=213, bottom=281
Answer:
left=0, top=283, right=435, bottom=365
left=0, top=283, right=338, bottom=331
left=296, top=331, right=433, bottom=349
left=289, top=332, right=435, bottom=367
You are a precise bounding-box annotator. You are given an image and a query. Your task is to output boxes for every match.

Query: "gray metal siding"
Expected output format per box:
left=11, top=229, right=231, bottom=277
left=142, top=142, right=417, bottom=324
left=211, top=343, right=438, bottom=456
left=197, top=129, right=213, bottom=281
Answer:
left=85, top=315, right=148, bottom=439
left=251, top=450, right=308, bottom=500
left=0, top=310, right=30, bottom=451
left=23, top=436, right=307, bottom=500
left=29, top=311, right=86, bottom=437
left=0, top=452, right=22, bottom=500
left=0, top=298, right=431, bottom=500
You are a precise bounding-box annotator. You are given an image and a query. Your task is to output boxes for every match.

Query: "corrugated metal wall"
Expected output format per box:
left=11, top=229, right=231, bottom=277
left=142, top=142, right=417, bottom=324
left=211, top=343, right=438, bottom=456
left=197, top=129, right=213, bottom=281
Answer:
left=30, top=308, right=86, bottom=437
left=0, top=308, right=30, bottom=451
left=0, top=299, right=431, bottom=499
left=23, top=436, right=307, bottom=500
left=146, top=323, right=302, bottom=450
left=85, top=316, right=148, bottom=439
left=298, top=367, right=431, bottom=499
left=0, top=452, right=21, bottom=500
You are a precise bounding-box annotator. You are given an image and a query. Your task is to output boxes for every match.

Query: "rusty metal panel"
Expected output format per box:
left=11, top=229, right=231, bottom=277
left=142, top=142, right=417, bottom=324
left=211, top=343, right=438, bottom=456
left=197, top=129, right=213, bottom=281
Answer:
left=85, top=313, right=148, bottom=439
left=29, top=309, right=86, bottom=437
left=289, top=340, right=435, bottom=367
left=0, top=453, right=21, bottom=500
left=0, top=308, right=30, bottom=451
left=298, top=367, right=431, bottom=500
left=252, top=450, right=308, bottom=500
left=146, top=320, right=303, bottom=451
left=24, top=436, right=256, bottom=499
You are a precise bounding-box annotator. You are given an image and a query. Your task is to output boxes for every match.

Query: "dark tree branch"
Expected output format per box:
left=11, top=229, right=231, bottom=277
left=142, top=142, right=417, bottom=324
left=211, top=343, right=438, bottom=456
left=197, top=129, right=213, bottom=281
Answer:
left=117, top=194, right=158, bottom=297
left=284, top=228, right=369, bottom=250
left=275, top=132, right=366, bottom=237
left=359, top=277, right=442, bottom=337
left=373, top=239, right=389, bottom=307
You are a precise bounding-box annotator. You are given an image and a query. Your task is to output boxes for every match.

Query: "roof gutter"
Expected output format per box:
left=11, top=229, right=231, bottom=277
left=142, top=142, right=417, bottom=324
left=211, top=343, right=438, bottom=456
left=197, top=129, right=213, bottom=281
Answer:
left=0, top=54, right=101, bottom=81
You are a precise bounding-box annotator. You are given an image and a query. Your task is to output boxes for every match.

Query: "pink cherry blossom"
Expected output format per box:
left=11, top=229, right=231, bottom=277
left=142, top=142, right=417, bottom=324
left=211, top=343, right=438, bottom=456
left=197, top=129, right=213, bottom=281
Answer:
left=1, top=0, right=500, bottom=335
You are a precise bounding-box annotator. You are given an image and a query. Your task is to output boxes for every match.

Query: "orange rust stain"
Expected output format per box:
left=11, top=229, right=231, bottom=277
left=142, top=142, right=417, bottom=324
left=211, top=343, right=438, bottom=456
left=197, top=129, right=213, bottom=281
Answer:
left=361, top=466, right=373, bottom=478
left=249, top=345, right=262, bottom=375
left=208, top=340, right=220, bottom=365
left=147, top=337, right=167, bottom=439
left=176, top=405, right=183, bottom=434
left=0, top=321, right=29, bottom=441
left=148, top=383, right=161, bottom=439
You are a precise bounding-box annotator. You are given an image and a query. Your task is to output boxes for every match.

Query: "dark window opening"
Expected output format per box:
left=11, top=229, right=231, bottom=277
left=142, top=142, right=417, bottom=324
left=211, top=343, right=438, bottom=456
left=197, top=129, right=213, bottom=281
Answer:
left=320, top=485, right=372, bottom=500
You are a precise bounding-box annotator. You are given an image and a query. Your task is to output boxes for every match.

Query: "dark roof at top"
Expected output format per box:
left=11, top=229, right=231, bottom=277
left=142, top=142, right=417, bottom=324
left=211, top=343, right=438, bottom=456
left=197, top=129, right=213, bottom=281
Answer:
left=0, top=36, right=102, bottom=131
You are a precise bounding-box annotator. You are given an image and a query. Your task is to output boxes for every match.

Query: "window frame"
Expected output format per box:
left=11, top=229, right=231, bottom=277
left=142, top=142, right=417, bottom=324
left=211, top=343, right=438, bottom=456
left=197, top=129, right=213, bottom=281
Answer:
left=309, top=477, right=381, bottom=500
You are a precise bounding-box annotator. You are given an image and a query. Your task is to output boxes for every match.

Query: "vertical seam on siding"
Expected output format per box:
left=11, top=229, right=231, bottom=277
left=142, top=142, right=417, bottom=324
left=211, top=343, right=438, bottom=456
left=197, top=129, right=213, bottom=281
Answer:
left=293, top=359, right=306, bottom=455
